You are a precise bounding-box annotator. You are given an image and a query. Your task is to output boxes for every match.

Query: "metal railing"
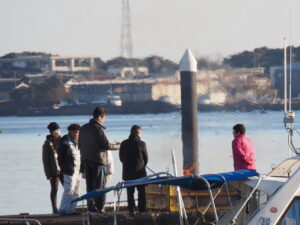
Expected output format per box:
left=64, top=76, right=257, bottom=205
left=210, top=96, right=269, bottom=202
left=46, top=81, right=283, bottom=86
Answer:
left=0, top=217, right=42, bottom=225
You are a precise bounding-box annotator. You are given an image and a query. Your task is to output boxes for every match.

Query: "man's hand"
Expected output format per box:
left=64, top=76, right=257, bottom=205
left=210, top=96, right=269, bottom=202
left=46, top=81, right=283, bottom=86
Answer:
left=245, top=158, right=254, bottom=165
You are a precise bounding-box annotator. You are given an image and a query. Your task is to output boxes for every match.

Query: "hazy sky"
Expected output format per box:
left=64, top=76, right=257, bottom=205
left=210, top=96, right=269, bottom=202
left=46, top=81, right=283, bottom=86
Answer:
left=0, top=0, right=299, bottom=62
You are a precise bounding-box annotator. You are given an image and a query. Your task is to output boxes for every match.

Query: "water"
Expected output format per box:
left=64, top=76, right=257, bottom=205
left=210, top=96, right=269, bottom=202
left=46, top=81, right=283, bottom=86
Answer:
left=0, top=111, right=299, bottom=215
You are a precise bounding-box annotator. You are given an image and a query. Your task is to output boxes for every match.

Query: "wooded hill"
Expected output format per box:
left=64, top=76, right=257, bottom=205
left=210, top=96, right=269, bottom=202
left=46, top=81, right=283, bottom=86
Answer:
left=223, top=46, right=300, bottom=71
left=2, top=46, right=299, bottom=74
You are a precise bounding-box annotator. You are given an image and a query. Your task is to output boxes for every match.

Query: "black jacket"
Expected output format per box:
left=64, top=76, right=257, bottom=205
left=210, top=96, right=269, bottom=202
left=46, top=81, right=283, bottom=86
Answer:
left=57, top=135, right=79, bottom=176
left=79, top=119, right=119, bottom=165
left=42, top=135, right=61, bottom=179
left=119, top=135, right=148, bottom=180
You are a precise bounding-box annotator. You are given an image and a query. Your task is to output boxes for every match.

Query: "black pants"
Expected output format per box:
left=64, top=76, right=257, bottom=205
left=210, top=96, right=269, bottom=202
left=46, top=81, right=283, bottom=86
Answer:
left=49, top=175, right=64, bottom=213
left=85, top=162, right=106, bottom=211
left=127, top=185, right=146, bottom=213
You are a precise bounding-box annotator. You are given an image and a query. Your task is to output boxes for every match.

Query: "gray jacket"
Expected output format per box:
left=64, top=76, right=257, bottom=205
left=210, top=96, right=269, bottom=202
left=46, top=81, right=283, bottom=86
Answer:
left=79, top=119, right=119, bottom=165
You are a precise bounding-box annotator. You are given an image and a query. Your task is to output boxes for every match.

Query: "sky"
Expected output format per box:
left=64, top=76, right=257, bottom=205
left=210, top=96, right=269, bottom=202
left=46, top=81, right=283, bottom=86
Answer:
left=0, top=0, right=299, bottom=62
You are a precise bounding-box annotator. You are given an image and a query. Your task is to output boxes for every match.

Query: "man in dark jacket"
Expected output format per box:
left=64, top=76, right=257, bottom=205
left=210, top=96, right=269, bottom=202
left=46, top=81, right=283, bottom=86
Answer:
left=57, top=124, right=81, bottom=215
left=79, top=107, right=119, bottom=213
left=119, top=125, right=148, bottom=216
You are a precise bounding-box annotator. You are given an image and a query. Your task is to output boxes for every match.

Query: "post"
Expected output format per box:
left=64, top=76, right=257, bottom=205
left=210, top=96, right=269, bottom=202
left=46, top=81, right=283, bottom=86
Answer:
left=284, top=38, right=287, bottom=115
left=179, top=49, right=199, bottom=175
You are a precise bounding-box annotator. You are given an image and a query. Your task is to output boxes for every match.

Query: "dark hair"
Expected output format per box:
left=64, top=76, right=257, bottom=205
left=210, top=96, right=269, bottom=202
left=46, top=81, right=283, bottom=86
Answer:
left=47, top=122, right=60, bottom=133
left=67, top=124, right=81, bottom=132
left=130, top=125, right=141, bottom=135
left=233, top=124, right=246, bottom=135
left=93, top=107, right=107, bottom=118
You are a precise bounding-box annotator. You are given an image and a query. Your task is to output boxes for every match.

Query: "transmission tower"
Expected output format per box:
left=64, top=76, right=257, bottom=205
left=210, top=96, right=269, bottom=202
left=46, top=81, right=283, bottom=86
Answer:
left=120, top=0, right=133, bottom=58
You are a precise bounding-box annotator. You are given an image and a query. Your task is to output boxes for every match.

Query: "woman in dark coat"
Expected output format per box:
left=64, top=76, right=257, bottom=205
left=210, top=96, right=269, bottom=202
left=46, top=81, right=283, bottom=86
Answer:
left=42, top=122, right=63, bottom=214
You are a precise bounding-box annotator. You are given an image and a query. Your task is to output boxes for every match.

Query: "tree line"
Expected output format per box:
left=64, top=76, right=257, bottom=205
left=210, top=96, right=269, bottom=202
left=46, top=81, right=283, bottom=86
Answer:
left=1, top=52, right=178, bottom=75
left=2, top=46, right=300, bottom=75
left=223, top=46, right=300, bottom=71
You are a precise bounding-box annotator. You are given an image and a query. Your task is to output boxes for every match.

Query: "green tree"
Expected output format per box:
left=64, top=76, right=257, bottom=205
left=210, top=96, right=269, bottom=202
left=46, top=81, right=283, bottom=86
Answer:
left=223, top=46, right=300, bottom=71
left=94, top=57, right=105, bottom=70
left=223, top=51, right=254, bottom=68
left=9, top=89, right=24, bottom=102
left=102, top=56, right=177, bottom=75
left=102, top=57, right=145, bottom=70
left=197, top=57, right=222, bottom=70
left=1, top=51, right=52, bottom=58
left=144, top=56, right=177, bottom=74
left=31, top=76, right=67, bottom=102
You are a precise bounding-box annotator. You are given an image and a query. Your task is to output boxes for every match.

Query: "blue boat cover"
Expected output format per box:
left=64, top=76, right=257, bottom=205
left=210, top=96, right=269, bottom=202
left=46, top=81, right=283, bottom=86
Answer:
left=73, top=169, right=259, bottom=203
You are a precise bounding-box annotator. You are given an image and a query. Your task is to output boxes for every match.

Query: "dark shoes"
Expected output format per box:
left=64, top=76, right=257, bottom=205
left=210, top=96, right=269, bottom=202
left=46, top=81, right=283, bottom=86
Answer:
left=52, top=208, right=58, bottom=214
left=98, top=208, right=105, bottom=213
left=88, top=206, right=100, bottom=214
left=88, top=205, right=106, bottom=214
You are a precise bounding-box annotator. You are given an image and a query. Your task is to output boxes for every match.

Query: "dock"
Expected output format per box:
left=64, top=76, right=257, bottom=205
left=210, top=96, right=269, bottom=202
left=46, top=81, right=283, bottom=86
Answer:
left=0, top=211, right=214, bottom=225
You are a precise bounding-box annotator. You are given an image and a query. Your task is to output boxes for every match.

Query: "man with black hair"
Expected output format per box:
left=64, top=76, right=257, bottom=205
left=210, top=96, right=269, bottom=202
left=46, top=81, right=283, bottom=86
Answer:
left=232, top=124, right=256, bottom=171
left=57, top=123, right=81, bottom=215
left=119, top=125, right=148, bottom=216
left=79, top=107, right=120, bottom=213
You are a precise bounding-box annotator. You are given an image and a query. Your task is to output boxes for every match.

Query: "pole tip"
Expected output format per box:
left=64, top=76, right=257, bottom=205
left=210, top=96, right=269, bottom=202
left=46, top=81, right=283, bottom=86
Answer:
left=179, top=48, right=197, bottom=72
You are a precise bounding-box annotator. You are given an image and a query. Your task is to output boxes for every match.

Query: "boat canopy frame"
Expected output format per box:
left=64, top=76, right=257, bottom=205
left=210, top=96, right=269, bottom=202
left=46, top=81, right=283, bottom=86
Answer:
left=73, top=170, right=260, bottom=225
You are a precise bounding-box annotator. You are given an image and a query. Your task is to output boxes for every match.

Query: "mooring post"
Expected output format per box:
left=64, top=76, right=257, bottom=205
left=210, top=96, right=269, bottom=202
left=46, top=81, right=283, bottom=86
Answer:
left=180, top=48, right=199, bottom=176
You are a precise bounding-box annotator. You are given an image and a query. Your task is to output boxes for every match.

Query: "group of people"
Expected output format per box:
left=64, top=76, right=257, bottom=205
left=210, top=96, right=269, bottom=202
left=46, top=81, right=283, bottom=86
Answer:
left=42, top=106, right=148, bottom=216
left=42, top=105, right=256, bottom=216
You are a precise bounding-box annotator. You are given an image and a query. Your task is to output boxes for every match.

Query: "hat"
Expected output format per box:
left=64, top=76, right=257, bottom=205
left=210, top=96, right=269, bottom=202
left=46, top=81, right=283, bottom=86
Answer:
left=47, top=122, right=60, bottom=133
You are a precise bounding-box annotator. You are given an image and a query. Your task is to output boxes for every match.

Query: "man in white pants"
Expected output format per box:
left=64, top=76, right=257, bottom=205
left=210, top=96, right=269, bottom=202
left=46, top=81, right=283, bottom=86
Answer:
left=57, top=124, right=81, bottom=215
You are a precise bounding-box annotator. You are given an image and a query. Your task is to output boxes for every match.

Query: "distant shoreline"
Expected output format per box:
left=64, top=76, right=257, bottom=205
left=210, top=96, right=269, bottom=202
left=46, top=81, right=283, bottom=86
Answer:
left=0, top=101, right=294, bottom=117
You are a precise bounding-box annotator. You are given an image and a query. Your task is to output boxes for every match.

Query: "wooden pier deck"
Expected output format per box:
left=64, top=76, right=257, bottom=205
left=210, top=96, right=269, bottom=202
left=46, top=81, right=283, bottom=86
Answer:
left=0, top=211, right=214, bottom=225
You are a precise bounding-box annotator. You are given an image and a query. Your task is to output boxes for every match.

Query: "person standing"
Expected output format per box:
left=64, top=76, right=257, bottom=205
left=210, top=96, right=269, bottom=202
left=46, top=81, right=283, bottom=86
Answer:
left=119, top=125, right=148, bottom=216
left=232, top=124, right=256, bottom=171
left=57, top=124, right=81, bottom=215
left=79, top=107, right=119, bottom=213
left=42, top=122, right=64, bottom=214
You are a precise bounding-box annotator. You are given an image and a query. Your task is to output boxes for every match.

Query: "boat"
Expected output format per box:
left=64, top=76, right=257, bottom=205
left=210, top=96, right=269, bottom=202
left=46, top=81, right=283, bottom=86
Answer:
left=69, top=43, right=300, bottom=225
left=71, top=148, right=300, bottom=225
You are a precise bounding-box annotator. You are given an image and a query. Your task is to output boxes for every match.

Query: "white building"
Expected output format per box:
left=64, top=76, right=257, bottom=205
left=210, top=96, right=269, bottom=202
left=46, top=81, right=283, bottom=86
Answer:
left=107, top=66, right=148, bottom=78
left=0, top=56, right=95, bottom=73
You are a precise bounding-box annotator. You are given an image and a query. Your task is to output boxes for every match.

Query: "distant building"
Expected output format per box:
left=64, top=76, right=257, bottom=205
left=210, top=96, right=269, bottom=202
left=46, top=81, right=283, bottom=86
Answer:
left=66, top=78, right=180, bottom=104
left=107, top=66, right=149, bottom=78
left=24, top=74, right=48, bottom=84
left=12, top=82, right=31, bottom=100
left=66, top=77, right=209, bottom=105
left=198, top=92, right=227, bottom=105
left=0, top=78, right=20, bottom=100
left=270, top=62, right=300, bottom=99
left=197, top=68, right=276, bottom=104
left=0, top=56, right=96, bottom=76
left=232, top=67, right=265, bottom=75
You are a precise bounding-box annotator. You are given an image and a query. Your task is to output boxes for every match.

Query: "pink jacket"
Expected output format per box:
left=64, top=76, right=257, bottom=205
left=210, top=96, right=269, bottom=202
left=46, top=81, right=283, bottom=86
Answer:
left=232, top=134, right=256, bottom=171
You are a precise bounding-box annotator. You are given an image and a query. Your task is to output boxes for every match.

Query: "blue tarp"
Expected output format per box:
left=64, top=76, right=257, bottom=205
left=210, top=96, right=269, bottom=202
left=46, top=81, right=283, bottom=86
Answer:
left=73, top=170, right=259, bottom=203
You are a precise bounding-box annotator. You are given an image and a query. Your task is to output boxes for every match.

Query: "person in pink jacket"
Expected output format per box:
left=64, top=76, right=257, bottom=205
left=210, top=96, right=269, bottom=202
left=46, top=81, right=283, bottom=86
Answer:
left=232, top=124, right=256, bottom=171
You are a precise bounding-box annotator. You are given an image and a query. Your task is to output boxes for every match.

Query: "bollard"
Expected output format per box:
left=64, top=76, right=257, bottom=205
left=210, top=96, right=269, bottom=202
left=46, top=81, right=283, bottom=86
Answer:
left=179, top=49, right=199, bottom=176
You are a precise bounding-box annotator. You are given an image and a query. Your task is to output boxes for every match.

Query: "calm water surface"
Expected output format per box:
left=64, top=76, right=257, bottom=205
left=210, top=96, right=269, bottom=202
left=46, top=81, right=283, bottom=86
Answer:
left=0, top=111, right=299, bottom=215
